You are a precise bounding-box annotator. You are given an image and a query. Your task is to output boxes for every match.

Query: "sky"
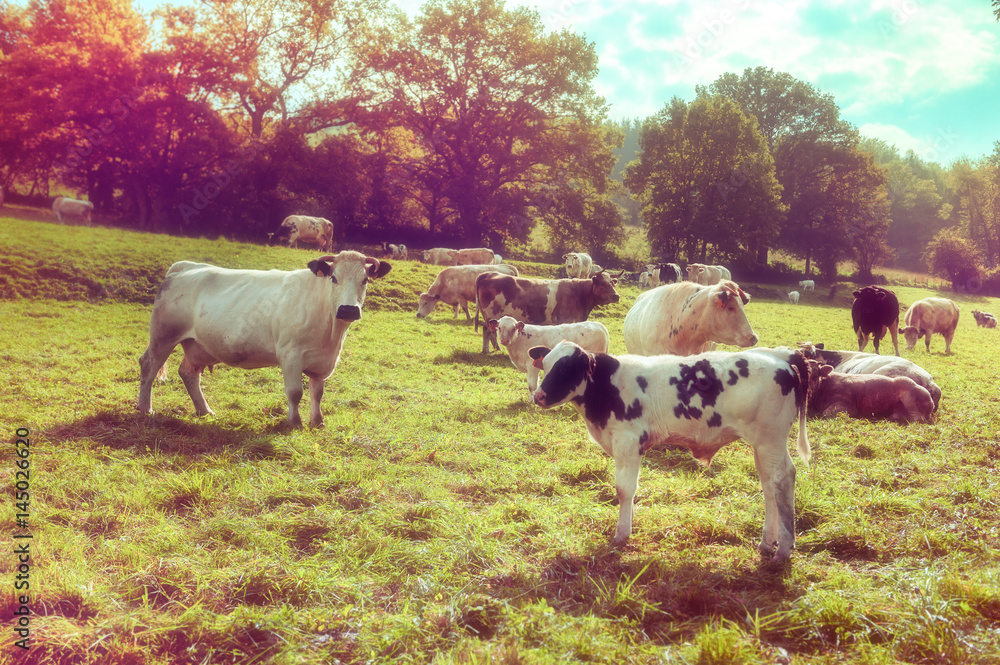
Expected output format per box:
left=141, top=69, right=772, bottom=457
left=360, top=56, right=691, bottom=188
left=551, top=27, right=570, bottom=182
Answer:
left=384, top=0, right=1000, bottom=166
left=137, top=0, right=1000, bottom=166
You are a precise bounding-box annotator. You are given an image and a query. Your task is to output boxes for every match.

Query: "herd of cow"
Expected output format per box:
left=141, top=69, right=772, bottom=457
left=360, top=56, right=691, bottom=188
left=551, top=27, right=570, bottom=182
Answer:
left=134, top=240, right=997, bottom=562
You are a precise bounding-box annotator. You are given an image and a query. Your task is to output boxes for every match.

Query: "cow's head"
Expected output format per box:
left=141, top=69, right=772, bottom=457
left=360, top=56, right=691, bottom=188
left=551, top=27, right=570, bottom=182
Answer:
left=686, top=264, right=704, bottom=280
left=707, top=281, right=757, bottom=348
left=416, top=292, right=439, bottom=318
left=899, top=325, right=923, bottom=350
left=488, top=316, right=524, bottom=346
left=590, top=271, right=621, bottom=305
left=528, top=341, right=594, bottom=408
left=308, top=251, right=392, bottom=321
left=803, top=359, right=834, bottom=395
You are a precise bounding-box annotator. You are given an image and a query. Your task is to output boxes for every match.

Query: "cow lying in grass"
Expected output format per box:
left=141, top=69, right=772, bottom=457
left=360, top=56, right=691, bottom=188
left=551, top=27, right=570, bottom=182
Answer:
left=488, top=316, right=609, bottom=393
left=798, top=342, right=941, bottom=411
left=805, top=361, right=935, bottom=423
left=528, top=341, right=816, bottom=562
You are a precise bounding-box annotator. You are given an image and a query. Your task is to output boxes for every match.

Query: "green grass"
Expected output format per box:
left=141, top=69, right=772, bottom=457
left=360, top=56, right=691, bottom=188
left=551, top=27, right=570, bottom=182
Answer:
left=2, top=216, right=1000, bottom=663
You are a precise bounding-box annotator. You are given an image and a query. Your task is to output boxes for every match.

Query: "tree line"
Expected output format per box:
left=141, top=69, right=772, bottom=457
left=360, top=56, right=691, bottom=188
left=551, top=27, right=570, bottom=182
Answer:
left=1, top=0, right=998, bottom=286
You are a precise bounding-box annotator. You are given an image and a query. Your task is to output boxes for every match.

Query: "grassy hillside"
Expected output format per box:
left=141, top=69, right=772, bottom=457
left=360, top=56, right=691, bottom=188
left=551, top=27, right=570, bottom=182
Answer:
left=2, top=216, right=1000, bottom=664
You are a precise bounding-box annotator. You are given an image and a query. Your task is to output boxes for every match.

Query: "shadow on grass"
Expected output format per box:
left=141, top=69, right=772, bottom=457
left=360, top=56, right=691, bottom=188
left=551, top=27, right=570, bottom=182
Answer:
left=512, top=546, right=801, bottom=638
left=46, top=410, right=287, bottom=458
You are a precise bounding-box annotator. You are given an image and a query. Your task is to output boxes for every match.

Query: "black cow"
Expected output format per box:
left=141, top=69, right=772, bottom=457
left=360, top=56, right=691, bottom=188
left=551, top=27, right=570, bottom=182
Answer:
left=851, top=286, right=900, bottom=355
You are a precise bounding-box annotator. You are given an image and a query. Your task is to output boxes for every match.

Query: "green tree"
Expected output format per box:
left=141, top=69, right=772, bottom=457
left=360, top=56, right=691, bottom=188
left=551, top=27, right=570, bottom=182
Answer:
left=924, top=227, right=983, bottom=291
left=351, top=0, right=611, bottom=247
left=950, top=156, right=1000, bottom=268
left=624, top=95, right=785, bottom=263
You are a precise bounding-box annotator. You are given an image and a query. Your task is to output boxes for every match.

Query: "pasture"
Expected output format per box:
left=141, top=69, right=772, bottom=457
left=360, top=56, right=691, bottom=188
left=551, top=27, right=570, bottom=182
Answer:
left=2, top=217, right=999, bottom=664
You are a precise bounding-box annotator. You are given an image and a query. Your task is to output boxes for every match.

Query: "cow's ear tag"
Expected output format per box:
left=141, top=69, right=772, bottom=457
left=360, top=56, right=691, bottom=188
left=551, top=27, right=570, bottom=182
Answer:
left=532, top=357, right=545, bottom=369
left=308, top=260, right=332, bottom=277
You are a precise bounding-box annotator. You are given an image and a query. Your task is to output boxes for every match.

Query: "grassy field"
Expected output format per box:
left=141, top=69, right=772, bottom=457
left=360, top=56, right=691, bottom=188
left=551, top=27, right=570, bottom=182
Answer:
left=2, top=216, right=1000, bottom=664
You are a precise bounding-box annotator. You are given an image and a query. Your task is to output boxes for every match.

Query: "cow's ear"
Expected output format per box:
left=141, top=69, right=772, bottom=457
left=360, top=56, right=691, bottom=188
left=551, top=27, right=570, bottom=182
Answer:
left=738, top=288, right=750, bottom=305
left=852, top=290, right=861, bottom=298
left=488, top=319, right=499, bottom=331
left=515, top=321, right=525, bottom=333
left=527, top=346, right=550, bottom=360
left=815, top=343, right=825, bottom=349
left=820, top=364, right=834, bottom=377
left=366, top=259, right=392, bottom=279
left=715, top=289, right=729, bottom=308
left=308, top=259, right=332, bottom=277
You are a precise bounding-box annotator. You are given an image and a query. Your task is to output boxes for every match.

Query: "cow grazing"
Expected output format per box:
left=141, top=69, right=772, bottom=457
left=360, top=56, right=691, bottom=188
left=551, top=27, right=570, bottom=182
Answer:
left=806, top=361, right=934, bottom=423
left=475, top=271, right=621, bottom=354
left=563, top=252, right=594, bottom=278
left=972, top=310, right=998, bottom=328
left=798, top=342, right=941, bottom=410
left=455, top=248, right=495, bottom=265
left=901, top=297, right=959, bottom=354
left=798, top=280, right=815, bottom=292
left=623, top=280, right=757, bottom=356
left=423, top=248, right=459, bottom=265
left=488, top=316, right=610, bottom=393
left=276, top=215, right=334, bottom=252
left=788, top=291, right=800, bottom=305
left=528, top=341, right=816, bottom=561
left=686, top=263, right=731, bottom=285
left=851, top=286, right=900, bottom=355
left=137, top=251, right=391, bottom=428
left=52, top=197, right=94, bottom=226
left=417, top=264, right=519, bottom=321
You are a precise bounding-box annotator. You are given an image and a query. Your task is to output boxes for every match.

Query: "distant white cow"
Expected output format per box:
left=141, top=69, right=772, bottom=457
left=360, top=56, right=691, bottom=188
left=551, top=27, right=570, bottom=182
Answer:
left=798, top=280, right=815, bottom=292
left=52, top=197, right=94, bottom=226
left=276, top=215, right=334, bottom=252
left=454, top=248, right=496, bottom=265
left=488, top=316, right=610, bottom=393
left=686, top=263, right=730, bottom=285
left=386, top=243, right=408, bottom=260
left=563, top=252, right=594, bottom=278
left=493, top=254, right=503, bottom=265
left=417, top=264, right=519, bottom=321
left=638, top=272, right=651, bottom=289
left=423, top=248, right=459, bottom=265
left=137, top=251, right=392, bottom=427
left=788, top=291, right=800, bottom=304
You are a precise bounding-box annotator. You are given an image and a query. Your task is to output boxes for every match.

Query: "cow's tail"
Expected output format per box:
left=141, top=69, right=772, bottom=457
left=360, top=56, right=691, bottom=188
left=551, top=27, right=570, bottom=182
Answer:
left=791, top=351, right=812, bottom=466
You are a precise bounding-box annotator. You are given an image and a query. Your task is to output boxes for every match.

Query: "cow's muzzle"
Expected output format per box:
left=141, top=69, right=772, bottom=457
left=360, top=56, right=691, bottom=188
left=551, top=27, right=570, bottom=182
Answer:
left=532, top=390, right=548, bottom=408
left=336, top=305, right=362, bottom=321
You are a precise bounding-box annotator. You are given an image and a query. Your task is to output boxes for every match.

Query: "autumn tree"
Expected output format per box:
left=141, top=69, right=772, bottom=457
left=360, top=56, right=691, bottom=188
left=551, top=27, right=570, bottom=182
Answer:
left=624, top=95, right=785, bottom=263
left=351, top=0, right=612, bottom=248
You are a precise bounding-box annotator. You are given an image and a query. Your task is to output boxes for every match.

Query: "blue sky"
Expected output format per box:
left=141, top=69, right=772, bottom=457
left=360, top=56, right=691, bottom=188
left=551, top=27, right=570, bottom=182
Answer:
left=390, top=0, right=1000, bottom=165
left=137, top=0, right=1000, bottom=165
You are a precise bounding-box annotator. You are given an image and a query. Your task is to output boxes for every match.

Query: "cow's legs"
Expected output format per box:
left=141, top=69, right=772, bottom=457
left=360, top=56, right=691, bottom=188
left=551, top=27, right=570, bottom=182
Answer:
left=888, top=322, right=900, bottom=356
left=612, top=443, right=641, bottom=545
left=137, top=342, right=176, bottom=413
left=281, top=363, right=305, bottom=427
left=482, top=328, right=499, bottom=354
left=307, top=375, right=325, bottom=428
left=178, top=356, right=214, bottom=416
left=753, top=443, right=796, bottom=560
left=460, top=300, right=471, bottom=321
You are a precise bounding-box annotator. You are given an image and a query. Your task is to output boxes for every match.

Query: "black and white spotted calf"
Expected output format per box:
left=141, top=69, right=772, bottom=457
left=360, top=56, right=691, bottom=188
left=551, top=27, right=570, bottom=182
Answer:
left=528, top=342, right=816, bottom=561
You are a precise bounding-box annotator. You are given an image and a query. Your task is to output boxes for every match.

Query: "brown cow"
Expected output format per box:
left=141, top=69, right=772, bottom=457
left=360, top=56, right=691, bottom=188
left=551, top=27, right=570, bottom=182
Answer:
left=474, top=271, right=621, bottom=354
left=806, top=361, right=934, bottom=423
left=901, top=297, right=959, bottom=353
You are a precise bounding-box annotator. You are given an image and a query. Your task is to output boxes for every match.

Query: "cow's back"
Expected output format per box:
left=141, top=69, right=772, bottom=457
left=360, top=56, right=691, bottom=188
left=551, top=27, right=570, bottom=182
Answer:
left=624, top=282, right=703, bottom=355
left=906, top=298, right=958, bottom=332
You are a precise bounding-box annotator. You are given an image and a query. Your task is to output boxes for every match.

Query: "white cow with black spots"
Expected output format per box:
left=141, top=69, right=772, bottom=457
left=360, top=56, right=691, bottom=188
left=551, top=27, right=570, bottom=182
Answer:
left=528, top=341, right=816, bottom=561
left=488, top=316, right=610, bottom=393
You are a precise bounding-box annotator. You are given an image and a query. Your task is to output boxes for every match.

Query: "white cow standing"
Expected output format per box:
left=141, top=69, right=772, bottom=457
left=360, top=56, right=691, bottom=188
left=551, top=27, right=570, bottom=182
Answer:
left=798, top=280, right=815, bottom=292
left=137, top=251, right=391, bottom=428
left=563, top=252, right=594, bottom=278
left=52, top=197, right=94, bottom=226
left=788, top=291, right=800, bottom=305
left=488, top=315, right=610, bottom=393
left=624, top=280, right=757, bottom=356
left=277, top=215, right=334, bottom=252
